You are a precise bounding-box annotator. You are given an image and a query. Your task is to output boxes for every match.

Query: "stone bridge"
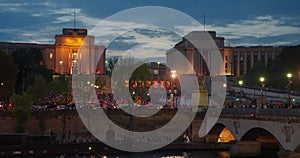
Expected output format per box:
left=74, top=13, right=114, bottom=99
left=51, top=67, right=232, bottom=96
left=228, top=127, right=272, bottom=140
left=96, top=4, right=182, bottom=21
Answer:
left=192, top=108, right=300, bottom=157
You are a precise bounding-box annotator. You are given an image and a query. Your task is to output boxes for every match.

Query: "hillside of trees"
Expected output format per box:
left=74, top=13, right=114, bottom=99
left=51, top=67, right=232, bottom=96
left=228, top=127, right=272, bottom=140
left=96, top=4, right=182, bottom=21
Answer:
left=244, top=45, right=300, bottom=91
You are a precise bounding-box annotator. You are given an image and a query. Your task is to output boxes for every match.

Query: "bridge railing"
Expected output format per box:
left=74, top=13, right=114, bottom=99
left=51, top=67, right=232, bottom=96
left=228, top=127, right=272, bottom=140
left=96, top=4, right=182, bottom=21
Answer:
left=221, top=108, right=300, bottom=117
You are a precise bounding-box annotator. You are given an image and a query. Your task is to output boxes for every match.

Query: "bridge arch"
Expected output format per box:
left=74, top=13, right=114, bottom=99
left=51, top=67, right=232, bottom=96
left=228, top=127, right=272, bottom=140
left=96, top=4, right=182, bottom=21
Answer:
left=217, top=117, right=300, bottom=151
left=206, top=123, right=236, bottom=142
left=241, top=127, right=283, bottom=150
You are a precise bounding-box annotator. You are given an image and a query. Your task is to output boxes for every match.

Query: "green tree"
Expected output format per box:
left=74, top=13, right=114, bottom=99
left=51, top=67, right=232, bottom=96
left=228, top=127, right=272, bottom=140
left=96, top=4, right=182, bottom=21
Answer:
left=244, top=60, right=267, bottom=86
left=129, top=63, right=153, bottom=103
left=95, top=75, right=106, bottom=93
left=26, top=75, right=49, bottom=104
left=0, top=51, right=19, bottom=102
left=265, top=46, right=300, bottom=89
left=107, top=57, right=118, bottom=77
left=10, top=93, right=33, bottom=133
left=243, top=46, right=300, bottom=90
left=13, top=48, right=52, bottom=94
left=50, top=75, right=71, bottom=95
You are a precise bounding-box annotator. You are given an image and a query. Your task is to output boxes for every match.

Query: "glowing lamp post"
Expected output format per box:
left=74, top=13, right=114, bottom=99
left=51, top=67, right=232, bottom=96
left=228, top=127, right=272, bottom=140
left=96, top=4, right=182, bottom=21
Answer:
left=238, top=80, right=243, bottom=92
left=171, top=70, right=176, bottom=107
left=157, top=62, right=160, bottom=85
left=287, top=73, right=293, bottom=107
left=259, top=77, right=265, bottom=108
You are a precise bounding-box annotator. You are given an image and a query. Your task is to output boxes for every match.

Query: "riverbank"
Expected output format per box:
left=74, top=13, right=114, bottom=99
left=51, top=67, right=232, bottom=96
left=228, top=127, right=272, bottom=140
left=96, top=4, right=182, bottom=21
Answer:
left=0, top=139, right=280, bottom=157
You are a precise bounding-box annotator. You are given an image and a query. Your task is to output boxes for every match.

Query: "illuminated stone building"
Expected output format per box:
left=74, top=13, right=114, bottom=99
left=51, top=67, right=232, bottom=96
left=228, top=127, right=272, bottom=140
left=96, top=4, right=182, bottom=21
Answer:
left=167, top=31, right=285, bottom=76
left=43, top=28, right=106, bottom=74
left=0, top=28, right=106, bottom=75
left=222, top=46, right=284, bottom=76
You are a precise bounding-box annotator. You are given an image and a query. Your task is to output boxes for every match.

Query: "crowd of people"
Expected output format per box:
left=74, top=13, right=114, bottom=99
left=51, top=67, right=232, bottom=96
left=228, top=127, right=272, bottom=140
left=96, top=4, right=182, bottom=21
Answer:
left=1, top=86, right=299, bottom=112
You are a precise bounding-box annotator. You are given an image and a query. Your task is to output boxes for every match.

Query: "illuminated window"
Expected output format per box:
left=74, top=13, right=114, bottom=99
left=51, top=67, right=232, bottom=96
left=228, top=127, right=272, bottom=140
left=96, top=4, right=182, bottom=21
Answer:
left=59, top=60, right=63, bottom=65
left=49, top=53, right=53, bottom=59
left=72, top=53, right=78, bottom=59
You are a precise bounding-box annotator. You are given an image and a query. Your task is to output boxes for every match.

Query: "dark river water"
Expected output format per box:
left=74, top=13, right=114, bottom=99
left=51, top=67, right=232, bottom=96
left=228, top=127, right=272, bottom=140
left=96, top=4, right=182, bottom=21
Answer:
left=46, top=150, right=278, bottom=158
left=108, top=150, right=278, bottom=158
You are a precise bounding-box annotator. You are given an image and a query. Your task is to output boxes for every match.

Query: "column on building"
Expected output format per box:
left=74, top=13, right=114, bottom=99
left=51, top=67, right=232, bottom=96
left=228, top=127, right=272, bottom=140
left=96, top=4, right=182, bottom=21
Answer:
left=230, top=53, right=234, bottom=76
left=236, top=52, right=240, bottom=76
left=250, top=51, right=254, bottom=69
left=264, top=51, right=268, bottom=66
left=243, top=52, right=247, bottom=75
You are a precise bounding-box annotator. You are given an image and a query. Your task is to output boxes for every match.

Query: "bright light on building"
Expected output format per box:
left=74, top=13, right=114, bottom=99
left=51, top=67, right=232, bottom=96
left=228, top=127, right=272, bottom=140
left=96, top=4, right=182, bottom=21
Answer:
left=223, top=83, right=227, bottom=88
left=171, top=73, right=176, bottom=78
left=259, top=77, right=265, bottom=83
left=238, top=80, right=243, bottom=85
left=171, top=70, right=176, bottom=78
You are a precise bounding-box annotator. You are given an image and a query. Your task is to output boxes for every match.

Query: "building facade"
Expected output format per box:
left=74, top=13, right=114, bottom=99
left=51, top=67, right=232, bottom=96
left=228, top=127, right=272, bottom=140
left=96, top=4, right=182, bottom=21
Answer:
left=167, top=31, right=285, bottom=77
left=167, top=31, right=224, bottom=76
left=0, top=28, right=106, bottom=75
left=223, top=46, right=284, bottom=76
left=43, top=28, right=106, bottom=74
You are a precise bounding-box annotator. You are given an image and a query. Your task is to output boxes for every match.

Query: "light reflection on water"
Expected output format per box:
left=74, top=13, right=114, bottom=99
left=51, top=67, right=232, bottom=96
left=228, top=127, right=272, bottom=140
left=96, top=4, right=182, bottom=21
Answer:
left=108, top=151, right=230, bottom=158
left=46, top=150, right=278, bottom=158
left=106, top=150, right=277, bottom=158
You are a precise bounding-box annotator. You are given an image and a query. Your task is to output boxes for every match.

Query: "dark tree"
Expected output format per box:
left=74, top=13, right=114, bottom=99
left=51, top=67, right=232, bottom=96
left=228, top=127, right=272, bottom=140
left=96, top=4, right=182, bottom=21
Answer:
left=13, top=48, right=52, bottom=94
left=0, top=51, right=19, bottom=102
left=49, top=75, right=71, bottom=95
left=26, top=75, right=49, bottom=104
left=10, top=93, right=33, bottom=133
left=265, top=46, right=300, bottom=89
left=107, top=57, right=118, bottom=76
left=244, top=45, right=300, bottom=90
left=243, top=60, right=267, bottom=86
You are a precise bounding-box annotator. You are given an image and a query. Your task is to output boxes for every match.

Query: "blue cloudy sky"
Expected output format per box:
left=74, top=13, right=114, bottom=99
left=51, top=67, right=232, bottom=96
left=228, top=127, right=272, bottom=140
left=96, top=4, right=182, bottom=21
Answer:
left=1, top=0, right=300, bottom=54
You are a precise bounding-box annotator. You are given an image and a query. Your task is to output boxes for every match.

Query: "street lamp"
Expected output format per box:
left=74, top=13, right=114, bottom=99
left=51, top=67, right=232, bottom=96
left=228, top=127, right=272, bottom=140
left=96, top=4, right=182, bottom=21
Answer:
left=259, top=77, right=265, bottom=108
left=171, top=70, right=176, bottom=107
left=238, top=80, right=243, bottom=92
left=157, top=62, right=160, bottom=85
left=286, top=73, right=293, bottom=108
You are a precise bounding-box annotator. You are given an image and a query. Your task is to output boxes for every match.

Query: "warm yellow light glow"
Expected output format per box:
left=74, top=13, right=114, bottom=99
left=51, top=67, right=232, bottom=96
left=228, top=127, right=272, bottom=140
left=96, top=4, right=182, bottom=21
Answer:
left=171, top=70, right=176, bottom=78
left=287, top=73, right=292, bottom=78
left=259, top=77, right=265, bottom=83
left=218, top=127, right=235, bottom=142
left=64, top=37, right=83, bottom=46
left=238, top=80, right=243, bottom=85
left=59, top=60, right=63, bottom=65
left=171, top=73, right=176, bottom=78
left=49, top=53, right=53, bottom=59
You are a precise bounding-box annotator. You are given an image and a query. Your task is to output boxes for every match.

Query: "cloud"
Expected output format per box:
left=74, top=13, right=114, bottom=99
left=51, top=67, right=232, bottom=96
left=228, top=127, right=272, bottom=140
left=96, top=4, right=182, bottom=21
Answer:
left=105, top=28, right=181, bottom=62
left=1, top=0, right=299, bottom=49
left=175, top=15, right=300, bottom=46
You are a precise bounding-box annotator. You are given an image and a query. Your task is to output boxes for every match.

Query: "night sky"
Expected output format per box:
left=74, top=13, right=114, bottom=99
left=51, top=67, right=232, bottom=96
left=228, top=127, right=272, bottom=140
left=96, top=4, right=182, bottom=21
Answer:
left=1, top=0, right=300, bottom=51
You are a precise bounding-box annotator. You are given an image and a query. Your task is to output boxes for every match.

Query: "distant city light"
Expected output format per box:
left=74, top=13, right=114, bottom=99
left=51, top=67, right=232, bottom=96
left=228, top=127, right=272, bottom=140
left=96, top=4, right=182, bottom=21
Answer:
left=259, top=77, right=265, bottom=83
left=223, top=83, right=227, bottom=88
left=238, top=80, right=243, bottom=85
